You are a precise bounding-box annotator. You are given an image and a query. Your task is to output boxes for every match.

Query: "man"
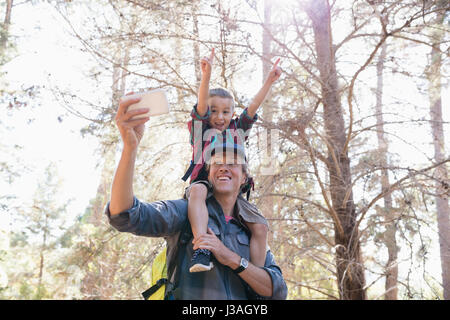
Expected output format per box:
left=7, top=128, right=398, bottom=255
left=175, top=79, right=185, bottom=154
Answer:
left=105, top=94, right=287, bottom=299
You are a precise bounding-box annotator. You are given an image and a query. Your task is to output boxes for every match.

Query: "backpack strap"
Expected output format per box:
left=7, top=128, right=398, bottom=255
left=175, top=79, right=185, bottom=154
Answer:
left=164, top=220, right=192, bottom=299
left=240, top=177, right=255, bottom=200
left=181, top=161, right=195, bottom=181
left=141, top=278, right=168, bottom=300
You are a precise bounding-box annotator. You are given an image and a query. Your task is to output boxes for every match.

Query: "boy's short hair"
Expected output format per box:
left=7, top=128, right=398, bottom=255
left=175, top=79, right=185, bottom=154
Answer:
left=209, top=88, right=235, bottom=109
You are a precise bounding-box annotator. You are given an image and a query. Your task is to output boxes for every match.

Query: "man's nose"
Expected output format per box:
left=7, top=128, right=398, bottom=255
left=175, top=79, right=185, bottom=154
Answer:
left=218, top=165, right=230, bottom=172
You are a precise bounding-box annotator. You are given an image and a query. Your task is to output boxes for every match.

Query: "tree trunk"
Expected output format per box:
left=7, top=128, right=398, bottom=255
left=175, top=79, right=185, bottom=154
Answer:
left=90, top=44, right=130, bottom=226
left=259, top=0, right=275, bottom=223
left=306, top=0, right=366, bottom=300
left=37, top=211, right=48, bottom=299
left=192, top=4, right=201, bottom=86
left=0, top=0, right=13, bottom=53
left=426, top=9, right=450, bottom=300
left=375, top=41, right=398, bottom=300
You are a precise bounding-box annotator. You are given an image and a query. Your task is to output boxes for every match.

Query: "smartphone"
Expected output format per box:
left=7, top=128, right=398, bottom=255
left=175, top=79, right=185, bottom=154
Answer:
left=126, top=89, right=170, bottom=119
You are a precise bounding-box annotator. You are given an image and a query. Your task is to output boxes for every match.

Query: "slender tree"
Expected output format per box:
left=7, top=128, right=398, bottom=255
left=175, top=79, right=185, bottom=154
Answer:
left=425, top=5, right=450, bottom=300
left=375, top=40, right=399, bottom=300
left=306, top=0, right=366, bottom=299
left=258, top=0, right=276, bottom=223
left=0, top=0, right=13, bottom=58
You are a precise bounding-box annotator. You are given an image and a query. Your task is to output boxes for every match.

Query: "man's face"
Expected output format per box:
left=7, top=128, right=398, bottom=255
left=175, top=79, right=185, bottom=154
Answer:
left=208, top=96, right=234, bottom=132
left=208, top=152, right=246, bottom=196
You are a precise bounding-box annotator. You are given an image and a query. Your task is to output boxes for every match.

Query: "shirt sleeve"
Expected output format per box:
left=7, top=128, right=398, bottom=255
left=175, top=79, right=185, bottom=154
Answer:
left=191, top=103, right=210, bottom=121
left=189, top=103, right=211, bottom=146
left=104, top=197, right=188, bottom=237
left=247, top=250, right=288, bottom=300
left=236, top=107, right=258, bottom=133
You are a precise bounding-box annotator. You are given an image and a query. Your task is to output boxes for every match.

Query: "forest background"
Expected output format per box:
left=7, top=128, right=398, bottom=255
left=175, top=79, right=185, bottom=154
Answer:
left=0, top=0, right=449, bottom=300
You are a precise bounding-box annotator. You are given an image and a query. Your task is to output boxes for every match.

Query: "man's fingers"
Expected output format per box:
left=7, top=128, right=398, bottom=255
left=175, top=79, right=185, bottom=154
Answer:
left=120, top=116, right=150, bottom=129
left=123, top=108, right=150, bottom=121
left=117, top=95, right=141, bottom=115
left=129, top=116, right=150, bottom=125
left=193, top=243, right=212, bottom=251
left=192, top=231, right=216, bottom=247
left=193, top=236, right=214, bottom=250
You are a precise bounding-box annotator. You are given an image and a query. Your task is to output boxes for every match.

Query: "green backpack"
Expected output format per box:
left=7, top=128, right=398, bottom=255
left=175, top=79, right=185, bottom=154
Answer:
left=141, top=222, right=191, bottom=300
left=142, top=247, right=168, bottom=300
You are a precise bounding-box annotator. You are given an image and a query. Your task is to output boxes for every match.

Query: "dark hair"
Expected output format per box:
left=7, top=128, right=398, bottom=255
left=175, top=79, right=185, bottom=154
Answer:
left=209, top=88, right=235, bottom=109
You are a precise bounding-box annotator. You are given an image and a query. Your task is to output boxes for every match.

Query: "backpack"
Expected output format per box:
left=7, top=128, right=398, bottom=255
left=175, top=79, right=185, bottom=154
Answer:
left=141, top=247, right=168, bottom=300
left=141, top=222, right=192, bottom=300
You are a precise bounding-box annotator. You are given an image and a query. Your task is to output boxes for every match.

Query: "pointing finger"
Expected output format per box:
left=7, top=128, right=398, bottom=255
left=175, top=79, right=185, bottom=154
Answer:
left=209, top=48, right=215, bottom=63
left=272, top=58, right=280, bottom=70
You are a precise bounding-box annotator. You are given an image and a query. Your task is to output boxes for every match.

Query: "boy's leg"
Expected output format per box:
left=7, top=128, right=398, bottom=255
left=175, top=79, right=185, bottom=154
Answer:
left=188, top=183, right=209, bottom=240
left=187, top=182, right=214, bottom=272
left=246, top=222, right=268, bottom=267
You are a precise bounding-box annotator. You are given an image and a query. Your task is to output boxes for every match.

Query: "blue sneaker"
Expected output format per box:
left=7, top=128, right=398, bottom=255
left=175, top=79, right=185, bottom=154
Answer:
left=189, top=249, right=214, bottom=272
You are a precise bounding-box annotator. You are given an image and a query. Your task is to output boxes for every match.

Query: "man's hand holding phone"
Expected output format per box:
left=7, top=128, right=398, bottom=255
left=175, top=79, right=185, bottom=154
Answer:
left=115, top=89, right=170, bottom=151
left=115, top=92, right=150, bottom=151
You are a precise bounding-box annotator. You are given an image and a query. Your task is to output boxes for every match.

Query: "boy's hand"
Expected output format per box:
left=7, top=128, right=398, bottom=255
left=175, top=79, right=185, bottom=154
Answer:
left=200, top=48, right=215, bottom=77
left=266, top=58, right=281, bottom=84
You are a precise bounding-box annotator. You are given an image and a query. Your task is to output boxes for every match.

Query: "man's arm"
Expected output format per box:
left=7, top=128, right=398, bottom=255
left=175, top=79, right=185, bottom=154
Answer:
left=197, top=48, right=215, bottom=117
left=107, top=92, right=189, bottom=236
left=246, top=58, right=281, bottom=119
left=109, top=148, right=137, bottom=215
left=110, top=92, right=150, bottom=215
left=225, top=249, right=274, bottom=297
left=193, top=228, right=287, bottom=299
left=105, top=197, right=188, bottom=237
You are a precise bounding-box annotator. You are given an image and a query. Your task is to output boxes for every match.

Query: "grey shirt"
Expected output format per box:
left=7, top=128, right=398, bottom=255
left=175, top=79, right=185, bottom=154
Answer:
left=105, top=195, right=287, bottom=300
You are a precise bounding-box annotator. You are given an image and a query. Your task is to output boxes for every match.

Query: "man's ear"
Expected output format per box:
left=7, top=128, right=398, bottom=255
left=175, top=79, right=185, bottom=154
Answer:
left=207, top=166, right=211, bottom=182
left=240, top=174, right=247, bottom=188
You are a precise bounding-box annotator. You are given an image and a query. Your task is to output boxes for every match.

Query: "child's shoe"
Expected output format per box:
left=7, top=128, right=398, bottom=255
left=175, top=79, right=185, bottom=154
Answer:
left=189, top=248, right=214, bottom=272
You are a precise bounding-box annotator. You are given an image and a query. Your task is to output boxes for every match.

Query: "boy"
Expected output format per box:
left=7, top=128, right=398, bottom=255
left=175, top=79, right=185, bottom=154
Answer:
left=184, top=48, right=281, bottom=272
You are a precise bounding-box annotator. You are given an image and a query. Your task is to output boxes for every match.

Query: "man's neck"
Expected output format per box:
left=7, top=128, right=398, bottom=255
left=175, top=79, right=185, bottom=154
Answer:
left=213, top=191, right=238, bottom=217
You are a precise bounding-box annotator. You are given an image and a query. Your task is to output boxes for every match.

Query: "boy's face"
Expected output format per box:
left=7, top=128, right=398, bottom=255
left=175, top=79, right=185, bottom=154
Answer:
left=208, top=96, right=234, bottom=132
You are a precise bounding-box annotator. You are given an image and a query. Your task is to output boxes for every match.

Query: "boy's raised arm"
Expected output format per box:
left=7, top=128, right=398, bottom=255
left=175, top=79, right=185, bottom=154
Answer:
left=197, top=48, right=215, bottom=117
left=247, top=58, right=281, bottom=119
